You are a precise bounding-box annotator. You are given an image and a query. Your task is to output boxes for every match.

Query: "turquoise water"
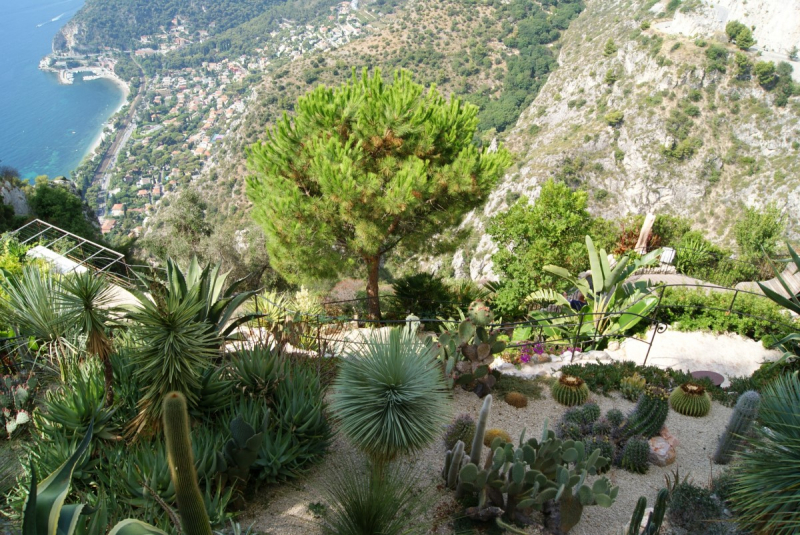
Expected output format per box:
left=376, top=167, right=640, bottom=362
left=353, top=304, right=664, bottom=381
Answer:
left=0, top=0, right=126, bottom=181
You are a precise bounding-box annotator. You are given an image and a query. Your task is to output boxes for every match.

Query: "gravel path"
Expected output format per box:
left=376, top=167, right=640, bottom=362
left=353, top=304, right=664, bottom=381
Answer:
left=241, top=386, right=732, bottom=535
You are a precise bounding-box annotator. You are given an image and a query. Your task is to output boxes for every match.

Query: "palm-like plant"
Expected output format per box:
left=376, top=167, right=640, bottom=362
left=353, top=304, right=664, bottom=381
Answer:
left=59, top=270, right=116, bottom=405
left=330, top=327, right=451, bottom=467
left=0, top=266, right=76, bottom=380
left=758, top=244, right=800, bottom=366
left=730, top=372, right=800, bottom=534
left=528, top=236, right=662, bottom=344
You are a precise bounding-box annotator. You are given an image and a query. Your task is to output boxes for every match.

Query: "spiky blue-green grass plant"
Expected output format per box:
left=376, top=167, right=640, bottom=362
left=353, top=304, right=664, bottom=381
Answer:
left=331, top=328, right=451, bottom=465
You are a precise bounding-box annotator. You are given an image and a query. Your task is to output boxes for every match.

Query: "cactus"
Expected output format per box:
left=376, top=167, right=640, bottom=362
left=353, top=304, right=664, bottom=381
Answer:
left=620, top=436, right=650, bottom=474
left=450, top=405, right=616, bottom=532
left=621, top=373, right=647, bottom=402
left=483, top=428, right=512, bottom=447
left=581, top=402, right=601, bottom=424
left=504, top=392, right=528, bottom=408
left=467, top=300, right=494, bottom=327
left=162, top=392, right=213, bottom=535
left=606, top=408, right=625, bottom=428
left=626, top=488, right=668, bottom=535
left=436, top=311, right=505, bottom=396
left=584, top=436, right=615, bottom=474
left=443, top=413, right=476, bottom=453
left=468, top=395, right=492, bottom=466
left=0, top=374, right=38, bottom=439
left=624, top=386, right=669, bottom=439
left=217, top=414, right=266, bottom=499
left=557, top=420, right=585, bottom=441
left=444, top=440, right=466, bottom=490
left=592, top=418, right=612, bottom=436
left=551, top=375, right=589, bottom=406
left=713, top=390, right=760, bottom=465
left=669, top=382, right=712, bottom=417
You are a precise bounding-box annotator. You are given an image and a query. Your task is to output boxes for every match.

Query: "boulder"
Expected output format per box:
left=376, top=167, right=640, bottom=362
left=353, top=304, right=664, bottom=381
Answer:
left=648, top=436, right=676, bottom=467
left=660, top=426, right=681, bottom=448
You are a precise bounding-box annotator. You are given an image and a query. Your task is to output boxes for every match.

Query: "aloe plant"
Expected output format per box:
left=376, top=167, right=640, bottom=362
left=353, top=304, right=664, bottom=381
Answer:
left=21, top=422, right=168, bottom=535
left=528, top=236, right=662, bottom=347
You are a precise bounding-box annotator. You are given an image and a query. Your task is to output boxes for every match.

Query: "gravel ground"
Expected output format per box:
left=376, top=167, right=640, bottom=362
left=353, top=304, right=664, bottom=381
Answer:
left=241, top=385, right=732, bottom=535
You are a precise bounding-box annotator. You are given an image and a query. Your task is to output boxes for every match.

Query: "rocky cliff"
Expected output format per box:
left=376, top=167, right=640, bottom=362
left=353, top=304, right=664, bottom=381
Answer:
left=450, top=0, right=800, bottom=281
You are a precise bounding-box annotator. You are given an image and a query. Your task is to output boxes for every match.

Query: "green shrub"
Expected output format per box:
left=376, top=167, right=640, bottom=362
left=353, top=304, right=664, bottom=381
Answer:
left=653, top=287, right=796, bottom=340
left=604, top=110, right=624, bottom=126
left=667, top=481, right=722, bottom=531
left=390, top=272, right=452, bottom=318
left=755, top=61, right=777, bottom=88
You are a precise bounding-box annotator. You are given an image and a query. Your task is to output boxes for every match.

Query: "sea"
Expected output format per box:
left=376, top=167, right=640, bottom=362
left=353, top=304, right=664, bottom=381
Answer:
left=0, top=0, right=126, bottom=181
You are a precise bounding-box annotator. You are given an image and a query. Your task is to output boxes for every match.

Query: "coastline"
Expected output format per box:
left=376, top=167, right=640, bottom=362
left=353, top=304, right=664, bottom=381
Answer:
left=81, top=76, right=130, bottom=164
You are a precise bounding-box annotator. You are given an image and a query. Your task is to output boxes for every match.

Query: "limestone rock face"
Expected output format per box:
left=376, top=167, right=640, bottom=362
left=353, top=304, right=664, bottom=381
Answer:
left=0, top=180, right=30, bottom=217
left=435, top=0, right=800, bottom=280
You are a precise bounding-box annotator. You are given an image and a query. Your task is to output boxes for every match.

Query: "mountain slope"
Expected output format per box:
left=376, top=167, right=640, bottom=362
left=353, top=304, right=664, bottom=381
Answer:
left=451, top=0, right=800, bottom=280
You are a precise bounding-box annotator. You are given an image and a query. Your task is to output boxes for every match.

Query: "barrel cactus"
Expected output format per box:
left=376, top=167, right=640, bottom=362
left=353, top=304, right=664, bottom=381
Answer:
left=625, top=386, right=669, bottom=438
left=552, top=375, right=590, bottom=406
left=483, top=428, right=512, bottom=447
left=669, top=382, right=712, bottom=417
left=713, top=390, right=760, bottom=464
left=504, top=391, right=528, bottom=408
left=620, top=436, right=650, bottom=474
left=444, top=413, right=476, bottom=454
left=606, top=408, right=625, bottom=428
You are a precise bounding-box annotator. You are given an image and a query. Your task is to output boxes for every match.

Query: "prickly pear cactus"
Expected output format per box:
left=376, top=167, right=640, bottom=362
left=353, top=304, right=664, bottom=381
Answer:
left=467, top=300, right=494, bottom=327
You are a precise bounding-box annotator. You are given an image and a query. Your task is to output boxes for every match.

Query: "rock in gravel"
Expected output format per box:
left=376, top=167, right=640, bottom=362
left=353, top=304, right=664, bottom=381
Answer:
left=648, top=436, right=676, bottom=467
left=660, top=426, right=680, bottom=448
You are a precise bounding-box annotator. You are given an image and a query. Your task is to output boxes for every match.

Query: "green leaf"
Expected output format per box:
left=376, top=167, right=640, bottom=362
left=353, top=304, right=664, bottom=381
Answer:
left=108, top=519, right=170, bottom=535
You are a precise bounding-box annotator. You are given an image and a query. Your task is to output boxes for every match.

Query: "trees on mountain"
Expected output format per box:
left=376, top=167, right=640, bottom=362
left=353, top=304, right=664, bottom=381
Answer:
left=246, top=69, right=511, bottom=320
left=725, top=21, right=755, bottom=50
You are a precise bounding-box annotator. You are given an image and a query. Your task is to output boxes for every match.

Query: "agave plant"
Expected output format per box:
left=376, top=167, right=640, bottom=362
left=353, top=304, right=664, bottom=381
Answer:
left=331, top=327, right=451, bottom=467
left=758, top=243, right=800, bottom=366
left=22, top=422, right=168, bottom=535
left=528, top=236, right=662, bottom=346
left=730, top=372, right=800, bottom=534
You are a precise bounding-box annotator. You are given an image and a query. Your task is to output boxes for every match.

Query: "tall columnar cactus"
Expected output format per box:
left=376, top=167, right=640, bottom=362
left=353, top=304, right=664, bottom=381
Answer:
left=470, top=395, right=492, bottom=466
left=551, top=375, right=590, bottom=406
left=624, top=386, right=669, bottom=439
left=669, top=382, right=712, bottom=417
left=162, top=392, right=213, bottom=535
left=713, top=390, right=760, bottom=464
left=627, top=488, right=668, bottom=535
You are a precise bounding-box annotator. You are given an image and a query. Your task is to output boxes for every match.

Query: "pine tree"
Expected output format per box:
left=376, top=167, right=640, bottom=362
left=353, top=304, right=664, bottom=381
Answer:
left=246, top=69, right=511, bottom=319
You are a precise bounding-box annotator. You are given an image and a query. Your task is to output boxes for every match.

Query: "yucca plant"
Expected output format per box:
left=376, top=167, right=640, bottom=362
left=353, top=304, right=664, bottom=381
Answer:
left=0, top=266, right=76, bottom=380
left=331, top=327, right=451, bottom=467
left=59, top=270, right=117, bottom=405
left=320, top=456, right=432, bottom=535
left=758, top=243, right=800, bottom=366
left=730, top=372, right=800, bottom=534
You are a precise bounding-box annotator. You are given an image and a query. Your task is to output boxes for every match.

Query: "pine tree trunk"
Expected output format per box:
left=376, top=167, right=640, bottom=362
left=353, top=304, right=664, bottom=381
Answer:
left=366, top=255, right=382, bottom=321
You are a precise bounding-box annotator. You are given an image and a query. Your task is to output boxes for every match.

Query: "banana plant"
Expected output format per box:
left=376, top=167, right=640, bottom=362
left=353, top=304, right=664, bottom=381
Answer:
left=527, top=236, right=662, bottom=346
left=22, top=422, right=168, bottom=535
left=758, top=243, right=800, bottom=367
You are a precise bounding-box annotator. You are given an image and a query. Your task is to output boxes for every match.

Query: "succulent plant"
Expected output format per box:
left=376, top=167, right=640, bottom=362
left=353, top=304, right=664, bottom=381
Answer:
left=483, top=428, right=512, bottom=447
left=621, top=373, right=647, bottom=402
left=504, top=392, right=528, bottom=409
left=669, top=382, right=712, bottom=417
left=606, top=408, right=625, bottom=428
left=443, top=414, right=476, bottom=454
left=624, top=386, right=669, bottom=439
left=627, top=488, right=668, bottom=535
left=584, top=436, right=615, bottom=474
left=218, top=415, right=266, bottom=488
left=0, top=372, right=39, bottom=439
left=552, top=375, right=590, bottom=406
left=557, top=420, right=585, bottom=441
left=581, top=402, right=601, bottom=424
left=713, top=390, right=760, bottom=465
left=620, top=436, right=650, bottom=474
left=591, top=418, right=612, bottom=436
left=467, top=299, right=494, bottom=327
left=435, top=313, right=505, bottom=397
left=163, top=392, right=213, bottom=535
